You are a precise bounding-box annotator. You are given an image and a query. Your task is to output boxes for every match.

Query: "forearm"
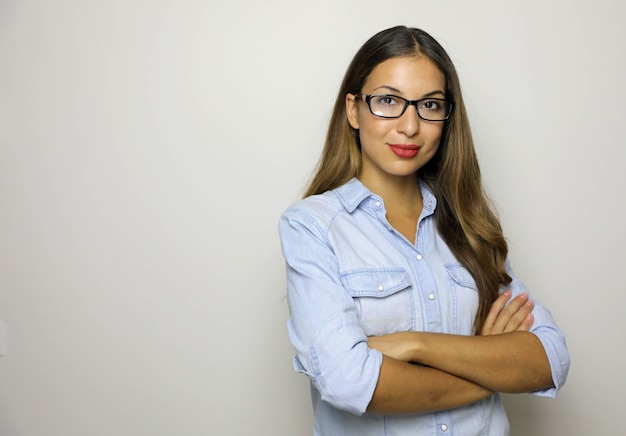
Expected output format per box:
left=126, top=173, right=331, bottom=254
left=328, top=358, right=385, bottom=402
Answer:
left=367, top=355, right=493, bottom=414
left=414, top=331, right=553, bottom=393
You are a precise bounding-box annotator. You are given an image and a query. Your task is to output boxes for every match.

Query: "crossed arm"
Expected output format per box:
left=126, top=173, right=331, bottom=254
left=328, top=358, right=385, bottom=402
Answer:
left=366, top=290, right=554, bottom=414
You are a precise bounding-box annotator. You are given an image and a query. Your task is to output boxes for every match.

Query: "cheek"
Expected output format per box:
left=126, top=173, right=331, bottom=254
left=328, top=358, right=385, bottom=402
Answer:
left=420, top=126, right=444, bottom=161
left=358, top=117, right=388, bottom=141
left=426, top=125, right=444, bottom=145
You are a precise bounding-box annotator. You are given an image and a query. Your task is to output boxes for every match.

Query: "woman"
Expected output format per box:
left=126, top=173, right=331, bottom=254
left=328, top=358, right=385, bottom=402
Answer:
left=279, top=26, right=569, bottom=435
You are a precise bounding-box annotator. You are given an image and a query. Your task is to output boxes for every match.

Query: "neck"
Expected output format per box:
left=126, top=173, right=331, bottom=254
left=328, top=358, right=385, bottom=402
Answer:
left=358, top=172, right=422, bottom=214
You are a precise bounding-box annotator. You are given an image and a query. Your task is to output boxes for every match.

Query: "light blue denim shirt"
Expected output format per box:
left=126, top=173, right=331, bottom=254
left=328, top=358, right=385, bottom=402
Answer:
left=279, top=178, right=569, bottom=436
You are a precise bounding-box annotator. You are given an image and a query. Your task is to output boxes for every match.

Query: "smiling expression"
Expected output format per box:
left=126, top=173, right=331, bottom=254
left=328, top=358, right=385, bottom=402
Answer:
left=346, top=56, right=447, bottom=186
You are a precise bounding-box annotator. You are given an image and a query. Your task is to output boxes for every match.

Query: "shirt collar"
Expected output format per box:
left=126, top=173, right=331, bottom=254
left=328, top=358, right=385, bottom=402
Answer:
left=333, top=178, right=373, bottom=213
left=420, top=181, right=437, bottom=215
left=333, top=178, right=438, bottom=214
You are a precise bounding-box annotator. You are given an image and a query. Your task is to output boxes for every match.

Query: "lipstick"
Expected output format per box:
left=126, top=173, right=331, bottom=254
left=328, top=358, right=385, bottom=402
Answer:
left=389, top=144, right=420, bottom=159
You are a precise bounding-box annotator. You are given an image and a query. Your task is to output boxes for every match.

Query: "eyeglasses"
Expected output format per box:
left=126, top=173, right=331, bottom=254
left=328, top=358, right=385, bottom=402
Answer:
left=355, top=93, right=454, bottom=121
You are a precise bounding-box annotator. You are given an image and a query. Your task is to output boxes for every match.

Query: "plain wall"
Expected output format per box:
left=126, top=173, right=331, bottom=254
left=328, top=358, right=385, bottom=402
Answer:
left=1, top=1, right=624, bottom=434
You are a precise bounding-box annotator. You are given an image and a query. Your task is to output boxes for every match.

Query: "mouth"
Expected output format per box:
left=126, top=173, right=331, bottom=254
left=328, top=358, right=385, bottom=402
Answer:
left=388, top=144, right=420, bottom=159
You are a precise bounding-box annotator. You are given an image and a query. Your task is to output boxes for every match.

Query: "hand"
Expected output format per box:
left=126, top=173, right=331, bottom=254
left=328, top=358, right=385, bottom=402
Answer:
left=368, top=332, right=418, bottom=362
left=480, top=290, right=534, bottom=336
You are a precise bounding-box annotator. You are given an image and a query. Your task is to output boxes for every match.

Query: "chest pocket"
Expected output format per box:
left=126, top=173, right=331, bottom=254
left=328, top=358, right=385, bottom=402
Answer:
left=341, top=268, right=413, bottom=336
left=444, top=263, right=479, bottom=335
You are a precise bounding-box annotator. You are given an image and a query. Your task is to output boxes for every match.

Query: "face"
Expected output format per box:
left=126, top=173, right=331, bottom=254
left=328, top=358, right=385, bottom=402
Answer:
left=346, top=56, right=446, bottom=186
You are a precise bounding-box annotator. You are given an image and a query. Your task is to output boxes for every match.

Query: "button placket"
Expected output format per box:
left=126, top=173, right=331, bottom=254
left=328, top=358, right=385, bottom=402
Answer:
left=412, top=207, right=442, bottom=332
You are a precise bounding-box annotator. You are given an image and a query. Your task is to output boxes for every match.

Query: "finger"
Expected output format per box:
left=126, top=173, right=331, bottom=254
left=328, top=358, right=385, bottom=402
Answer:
left=481, top=290, right=512, bottom=335
left=491, top=292, right=529, bottom=333
left=502, top=299, right=535, bottom=333
left=517, top=313, right=534, bottom=332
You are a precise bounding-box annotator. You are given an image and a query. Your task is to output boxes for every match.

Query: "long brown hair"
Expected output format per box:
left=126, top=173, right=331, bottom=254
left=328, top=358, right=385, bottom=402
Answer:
left=305, top=26, right=511, bottom=332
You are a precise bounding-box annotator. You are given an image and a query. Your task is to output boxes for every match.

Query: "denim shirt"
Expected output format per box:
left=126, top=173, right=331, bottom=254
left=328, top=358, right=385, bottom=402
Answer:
left=279, top=178, right=570, bottom=436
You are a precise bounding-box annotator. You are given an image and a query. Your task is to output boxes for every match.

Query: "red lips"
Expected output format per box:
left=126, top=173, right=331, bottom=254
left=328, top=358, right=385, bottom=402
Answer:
left=389, top=144, right=420, bottom=158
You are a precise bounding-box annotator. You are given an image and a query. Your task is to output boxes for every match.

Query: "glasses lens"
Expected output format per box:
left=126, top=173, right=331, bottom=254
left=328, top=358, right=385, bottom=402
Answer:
left=368, top=95, right=406, bottom=117
left=418, top=99, right=451, bottom=121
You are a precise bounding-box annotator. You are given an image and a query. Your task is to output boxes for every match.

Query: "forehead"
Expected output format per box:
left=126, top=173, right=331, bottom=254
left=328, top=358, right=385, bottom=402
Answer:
left=363, top=56, right=446, bottom=95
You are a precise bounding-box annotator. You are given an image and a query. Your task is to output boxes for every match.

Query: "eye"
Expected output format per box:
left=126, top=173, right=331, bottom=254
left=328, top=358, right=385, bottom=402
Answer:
left=422, top=100, right=441, bottom=111
left=373, top=95, right=402, bottom=106
left=420, top=99, right=443, bottom=111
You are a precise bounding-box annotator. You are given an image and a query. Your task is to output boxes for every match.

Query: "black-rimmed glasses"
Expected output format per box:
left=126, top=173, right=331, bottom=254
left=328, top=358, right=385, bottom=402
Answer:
left=355, top=93, right=454, bottom=121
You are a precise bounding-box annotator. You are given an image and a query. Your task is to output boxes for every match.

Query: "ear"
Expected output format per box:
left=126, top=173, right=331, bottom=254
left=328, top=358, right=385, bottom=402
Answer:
left=345, top=93, right=360, bottom=130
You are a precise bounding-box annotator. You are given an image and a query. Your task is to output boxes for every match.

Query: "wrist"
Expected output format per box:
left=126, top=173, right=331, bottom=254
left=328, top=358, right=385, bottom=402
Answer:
left=405, top=331, right=425, bottom=363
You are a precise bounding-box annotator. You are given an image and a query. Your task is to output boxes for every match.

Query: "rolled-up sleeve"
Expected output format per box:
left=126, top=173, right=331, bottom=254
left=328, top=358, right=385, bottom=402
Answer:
left=505, top=261, right=570, bottom=397
left=279, top=208, right=382, bottom=415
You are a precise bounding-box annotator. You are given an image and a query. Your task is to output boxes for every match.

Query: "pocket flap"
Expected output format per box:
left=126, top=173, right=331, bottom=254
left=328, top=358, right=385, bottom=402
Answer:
left=444, top=263, right=478, bottom=290
left=341, top=268, right=411, bottom=297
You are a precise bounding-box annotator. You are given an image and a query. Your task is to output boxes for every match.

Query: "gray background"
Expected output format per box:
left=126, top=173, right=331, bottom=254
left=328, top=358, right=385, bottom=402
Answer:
left=1, top=0, right=624, bottom=434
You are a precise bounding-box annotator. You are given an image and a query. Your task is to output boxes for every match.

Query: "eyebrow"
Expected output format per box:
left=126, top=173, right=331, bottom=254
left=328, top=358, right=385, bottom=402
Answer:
left=371, top=85, right=446, bottom=98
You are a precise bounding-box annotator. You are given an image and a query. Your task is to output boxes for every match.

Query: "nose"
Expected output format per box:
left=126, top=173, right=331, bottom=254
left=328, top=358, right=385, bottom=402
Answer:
left=396, top=104, right=420, bottom=137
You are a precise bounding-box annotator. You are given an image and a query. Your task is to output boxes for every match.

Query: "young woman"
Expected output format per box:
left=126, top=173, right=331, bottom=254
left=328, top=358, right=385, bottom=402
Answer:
left=279, top=26, right=569, bottom=435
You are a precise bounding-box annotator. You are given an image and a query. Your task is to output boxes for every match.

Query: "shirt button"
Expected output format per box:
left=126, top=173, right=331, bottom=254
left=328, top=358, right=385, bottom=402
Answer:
left=441, top=424, right=448, bottom=431
left=416, top=254, right=423, bottom=260
left=375, top=200, right=381, bottom=207
left=428, top=293, right=435, bottom=301
left=377, top=284, right=384, bottom=292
